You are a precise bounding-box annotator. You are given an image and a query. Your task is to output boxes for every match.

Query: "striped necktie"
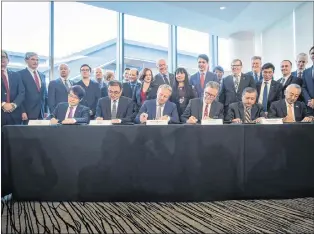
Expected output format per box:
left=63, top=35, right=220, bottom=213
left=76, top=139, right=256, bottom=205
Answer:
left=244, top=107, right=251, bottom=123
left=111, top=100, right=117, bottom=119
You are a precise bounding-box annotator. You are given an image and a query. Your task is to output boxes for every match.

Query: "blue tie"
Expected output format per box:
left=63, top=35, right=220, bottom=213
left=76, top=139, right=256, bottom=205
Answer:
left=254, top=73, right=258, bottom=82
left=262, top=82, right=268, bottom=112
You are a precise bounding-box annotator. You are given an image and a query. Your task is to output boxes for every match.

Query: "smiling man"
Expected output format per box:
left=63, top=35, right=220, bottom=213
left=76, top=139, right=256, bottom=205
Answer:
left=292, top=53, right=308, bottom=79
left=153, top=59, right=175, bottom=87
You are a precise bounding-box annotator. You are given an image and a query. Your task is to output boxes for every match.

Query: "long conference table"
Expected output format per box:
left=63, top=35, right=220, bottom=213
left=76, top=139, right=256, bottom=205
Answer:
left=2, top=124, right=314, bottom=202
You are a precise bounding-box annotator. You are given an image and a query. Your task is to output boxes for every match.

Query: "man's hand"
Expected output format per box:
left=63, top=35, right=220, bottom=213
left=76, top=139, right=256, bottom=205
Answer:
left=232, top=118, right=242, bottom=123
left=187, top=116, right=198, bottom=124
left=254, top=117, right=265, bottom=123
left=22, top=112, right=28, bottom=120
left=89, top=110, right=93, bottom=116
left=111, top=119, right=121, bottom=124
left=283, top=115, right=295, bottom=123
left=202, top=116, right=212, bottom=120
left=96, top=117, right=103, bottom=120
left=62, top=118, right=76, bottom=124
left=50, top=118, right=59, bottom=125
left=44, top=113, right=49, bottom=118
left=307, top=99, right=314, bottom=108
left=140, top=113, right=148, bottom=123
left=159, top=115, right=169, bottom=121
left=301, top=117, right=312, bottom=122
left=2, top=103, right=14, bottom=112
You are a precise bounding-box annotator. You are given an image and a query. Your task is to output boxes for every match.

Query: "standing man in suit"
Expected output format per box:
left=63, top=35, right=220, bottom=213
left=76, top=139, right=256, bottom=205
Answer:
left=49, top=85, right=90, bottom=124
left=213, top=65, right=224, bottom=85
left=189, top=54, right=218, bottom=98
left=94, top=67, right=107, bottom=89
left=225, top=87, right=266, bottom=123
left=219, top=59, right=256, bottom=114
left=135, top=84, right=179, bottom=124
left=302, top=46, right=314, bottom=115
left=256, top=63, right=282, bottom=113
left=48, top=63, right=73, bottom=113
left=292, top=52, right=308, bottom=79
left=122, top=68, right=130, bottom=83
left=246, top=56, right=263, bottom=83
left=18, top=52, right=48, bottom=121
left=76, top=64, right=101, bottom=120
left=1, top=50, right=25, bottom=126
left=181, top=81, right=224, bottom=124
left=95, top=80, right=135, bottom=124
left=122, top=68, right=141, bottom=101
left=268, top=84, right=312, bottom=122
left=278, top=60, right=302, bottom=98
left=153, top=59, right=175, bottom=87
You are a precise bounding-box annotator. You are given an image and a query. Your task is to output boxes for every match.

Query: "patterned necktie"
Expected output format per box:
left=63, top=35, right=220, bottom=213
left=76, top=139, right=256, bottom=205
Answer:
left=1, top=70, right=10, bottom=103
left=33, top=71, right=41, bottom=92
left=156, top=105, right=162, bottom=119
left=234, top=76, right=239, bottom=92
left=298, top=72, right=302, bottom=79
left=200, top=73, right=205, bottom=89
left=254, top=73, right=258, bottom=82
left=68, top=106, right=74, bottom=118
left=163, top=74, right=169, bottom=85
left=111, top=100, right=117, bottom=119
left=244, top=107, right=251, bottom=123
left=203, top=104, right=209, bottom=119
left=281, top=78, right=285, bottom=85
left=262, top=82, right=268, bottom=112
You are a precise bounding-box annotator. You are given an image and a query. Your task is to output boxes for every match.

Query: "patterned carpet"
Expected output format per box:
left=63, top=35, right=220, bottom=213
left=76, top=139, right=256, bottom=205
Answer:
left=2, top=198, right=314, bottom=233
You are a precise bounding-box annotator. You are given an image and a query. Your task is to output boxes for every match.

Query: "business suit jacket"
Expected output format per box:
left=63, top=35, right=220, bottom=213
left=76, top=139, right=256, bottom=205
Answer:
left=219, top=73, right=256, bottom=108
left=302, top=66, right=314, bottom=104
left=268, top=99, right=309, bottom=121
left=48, top=78, right=73, bottom=113
left=246, top=71, right=263, bottom=83
left=181, top=98, right=224, bottom=123
left=170, top=85, right=196, bottom=117
left=100, top=84, right=108, bottom=98
left=256, top=80, right=282, bottom=111
left=135, top=99, right=179, bottom=124
left=225, top=102, right=266, bottom=122
left=134, top=82, right=158, bottom=109
left=122, top=81, right=141, bottom=100
left=18, top=68, right=48, bottom=119
left=1, top=70, right=25, bottom=125
left=189, top=71, right=218, bottom=98
left=278, top=75, right=303, bottom=98
left=48, top=102, right=90, bottom=124
left=95, top=96, right=135, bottom=123
left=292, top=70, right=306, bottom=79
left=153, top=73, right=175, bottom=87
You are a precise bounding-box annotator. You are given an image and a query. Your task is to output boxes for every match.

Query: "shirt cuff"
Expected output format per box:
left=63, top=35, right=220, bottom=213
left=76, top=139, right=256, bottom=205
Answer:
left=2, top=102, right=6, bottom=107
left=167, top=116, right=170, bottom=122
left=73, top=119, right=77, bottom=123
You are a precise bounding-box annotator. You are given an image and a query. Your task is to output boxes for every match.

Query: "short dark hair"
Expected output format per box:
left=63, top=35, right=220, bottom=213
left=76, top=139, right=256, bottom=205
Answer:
left=281, top=60, right=292, bottom=66
left=124, top=67, right=130, bottom=71
left=213, top=65, right=224, bottom=73
left=231, top=59, right=242, bottom=66
left=1, top=50, right=9, bottom=59
left=309, top=46, right=314, bottom=53
left=242, top=87, right=257, bottom=97
left=261, top=63, right=275, bottom=72
left=108, top=80, right=122, bottom=90
left=139, top=68, right=153, bottom=82
left=80, top=64, right=92, bottom=72
left=70, top=85, right=86, bottom=100
left=197, top=54, right=209, bottom=63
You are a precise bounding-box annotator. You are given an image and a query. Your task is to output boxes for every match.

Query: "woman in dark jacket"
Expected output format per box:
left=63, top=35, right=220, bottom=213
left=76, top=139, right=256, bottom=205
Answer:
left=170, top=67, right=196, bottom=117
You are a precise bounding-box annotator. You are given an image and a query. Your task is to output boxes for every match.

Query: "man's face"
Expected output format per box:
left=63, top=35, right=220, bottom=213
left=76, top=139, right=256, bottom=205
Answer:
left=1, top=51, right=9, bottom=69
left=310, top=49, right=314, bottom=63
left=80, top=66, right=91, bottom=79
left=262, top=68, right=274, bottom=81
left=123, top=70, right=129, bottom=81
left=26, top=55, right=39, bottom=70
left=231, top=61, right=242, bottom=76
left=68, top=91, right=80, bottom=106
left=198, top=58, right=208, bottom=72
left=157, top=59, right=168, bottom=74
left=203, top=87, right=218, bottom=104
left=214, top=70, right=224, bottom=80
left=157, top=88, right=171, bottom=105
left=251, top=59, right=261, bottom=73
left=242, top=92, right=257, bottom=108
left=129, top=69, right=138, bottom=82
left=59, top=64, right=70, bottom=78
left=95, top=68, right=103, bottom=79
left=108, top=85, right=122, bottom=101
left=285, top=87, right=300, bottom=104
left=281, top=61, right=292, bottom=76
left=296, top=56, right=308, bottom=71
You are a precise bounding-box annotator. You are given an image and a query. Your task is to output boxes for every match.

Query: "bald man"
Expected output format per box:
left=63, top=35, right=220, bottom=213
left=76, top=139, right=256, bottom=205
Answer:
left=48, top=63, right=73, bottom=112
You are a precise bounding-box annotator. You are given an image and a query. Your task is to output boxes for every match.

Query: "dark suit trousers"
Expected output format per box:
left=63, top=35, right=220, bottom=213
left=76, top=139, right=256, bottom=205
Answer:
left=1, top=111, right=22, bottom=126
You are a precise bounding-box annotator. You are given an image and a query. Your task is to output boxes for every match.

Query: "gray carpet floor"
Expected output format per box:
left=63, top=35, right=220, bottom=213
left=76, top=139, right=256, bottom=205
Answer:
left=1, top=197, right=314, bottom=233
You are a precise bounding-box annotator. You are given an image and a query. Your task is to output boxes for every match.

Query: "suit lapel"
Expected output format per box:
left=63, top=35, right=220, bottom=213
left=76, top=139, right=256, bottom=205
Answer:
left=251, top=104, right=258, bottom=120
left=209, top=101, right=216, bottom=118
left=237, top=74, right=246, bottom=94
left=105, top=98, right=111, bottom=119
left=238, top=102, right=244, bottom=121
left=74, top=105, right=82, bottom=118
left=268, top=80, right=276, bottom=101
left=198, top=99, right=203, bottom=119
left=116, top=98, right=124, bottom=118
left=150, top=101, right=156, bottom=119
left=280, top=99, right=287, bottom=116
left=57, top=78, right=67, bottom=92
left=294, top=102, right=301, bottom=120
left=7, top=70, right=14, bottom=92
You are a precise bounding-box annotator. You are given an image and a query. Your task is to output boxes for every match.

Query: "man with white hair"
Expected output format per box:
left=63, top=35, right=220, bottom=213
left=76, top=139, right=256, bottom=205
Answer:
left=292, top=52, right=308, bottom=79
left=268, top=84, right=313, bottom=122
left=153, top=59, right=175, bottom=87
left=135, top=84, right=179, bottom=124
left=48, top=63, right=73, bottom=112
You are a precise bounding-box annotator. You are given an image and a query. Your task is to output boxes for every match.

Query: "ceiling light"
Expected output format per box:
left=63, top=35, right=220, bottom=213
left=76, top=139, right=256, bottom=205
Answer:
left=220, top=6, right=226, bottom=10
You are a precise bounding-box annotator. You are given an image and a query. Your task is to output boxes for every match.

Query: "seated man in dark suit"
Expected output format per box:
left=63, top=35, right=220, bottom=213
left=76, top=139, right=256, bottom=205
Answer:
left=268, top=84, right=313, bottom=123
left=135, top=84, right=179, bottom=124
left=95, top=80, right=135, bottom=124
left=181, top=81, right=224, bottom=124
left=48, top=85, right=90, bottom=124
left=225, top=87, right=266, bottom=123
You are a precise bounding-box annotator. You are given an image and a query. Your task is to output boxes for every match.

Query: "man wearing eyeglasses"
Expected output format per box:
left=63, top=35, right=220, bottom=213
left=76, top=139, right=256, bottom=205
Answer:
left=95, top=80, right=135, bottom=124
left=153, top=59, right=175, bottom=87
left=181, top=81, right=224, bottom=124
left=48, top=85, right=90, bottom=124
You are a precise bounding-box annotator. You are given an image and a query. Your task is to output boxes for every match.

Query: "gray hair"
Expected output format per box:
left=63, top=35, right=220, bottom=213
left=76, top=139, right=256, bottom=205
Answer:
left=296, top=53, right=308, bottom=60
left=158, top=84, right=172, bottom=93
left=25, top=52, right=38, bottom=60
left=285, top=84, right=301, bottom=95
left=251, top=56, right=262, bottom=61
left=205, top=81, right=220, bottom=90
left=242, top=87, right=257, bottom=97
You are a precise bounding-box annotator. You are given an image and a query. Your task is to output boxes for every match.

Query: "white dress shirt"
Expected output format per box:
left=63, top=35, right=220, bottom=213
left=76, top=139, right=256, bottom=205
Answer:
left=65, top=105, right=78, bottom=119
left=27, top=67, right=41, bottom=88
left=202, top=101, right=211, bottom=118
left=155, top=100, right=165, bottom=118
left=285, top=100, right=295, bottom=121
left=258, top=80, right=270, bottom=105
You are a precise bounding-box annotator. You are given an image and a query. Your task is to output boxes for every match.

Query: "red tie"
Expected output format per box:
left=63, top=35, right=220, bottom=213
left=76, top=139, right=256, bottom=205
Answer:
left=33, top=71, right=41, bottom=92
left=1, top=70, right=10, bottom=103
left=203, top=104, right=209, bottom=119
left=200, top=73, right=205, bottom=89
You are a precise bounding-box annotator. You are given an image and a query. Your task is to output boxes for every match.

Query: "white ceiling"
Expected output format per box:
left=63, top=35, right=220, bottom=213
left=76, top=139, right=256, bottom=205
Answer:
left=83, top=1, right=304, bottom=37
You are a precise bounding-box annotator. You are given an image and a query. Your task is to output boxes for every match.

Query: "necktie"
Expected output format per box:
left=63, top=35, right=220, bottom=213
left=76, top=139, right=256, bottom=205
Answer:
left=287, top=104, right=294, bottom=121
left=281, top=78, right=285, bottom=85
left=244, top=107, right=251, bottom=123
left=163, top=74, right=170, bottom=85
left=254, top=73, right=258, bottom=82
left=298, top=72, right=302, bottom=79
left=156, top=105, right=162, bottom=119
left=65, top=80, right=70, bottom=91
left=68, top=106, right=74, bottom=118
left=131, top=83, right=136, bottom=99
left=111, top=100, right=117, bottom=119
left=234, top=76, right=239, bottom=92
left=1, top=70, right=10, bottom=103
left=203, top=104, right=209, bottom=119
left=262, top=82, right=268, bottom=112
left=33, top=71, right=41, bottom=92
left=200, top=73, right=205, bottom=89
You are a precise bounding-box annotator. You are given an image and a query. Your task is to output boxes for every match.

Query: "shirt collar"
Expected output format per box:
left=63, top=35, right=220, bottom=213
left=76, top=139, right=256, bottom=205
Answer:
left=111, top=98, right=119, bottom=103
left=27, top=67, right=37, bottom=74
left=285, top=99, right=293, bottom=107
left=156, top=100, right=165, bottom=107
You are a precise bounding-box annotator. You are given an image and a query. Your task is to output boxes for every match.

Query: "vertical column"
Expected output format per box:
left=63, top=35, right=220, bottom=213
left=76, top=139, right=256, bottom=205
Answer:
left=49, top=1, right=54, bottom=81
left=168, top=25, right=177, bottom=73
left=210, top=34, right=218, bottom=69
left=116, top=12, right=124, bottom=81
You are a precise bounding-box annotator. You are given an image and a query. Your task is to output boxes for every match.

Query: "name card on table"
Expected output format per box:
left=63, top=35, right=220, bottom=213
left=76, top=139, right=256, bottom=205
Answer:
left=89, top=120, right=112, bottom=125
left=28, top=120, right=51, bottom=126
left=201, top=119, right=223, bottom=125
left=146, top=120, right=168, bottom=125
left=259, top=118, right=283, bottom=125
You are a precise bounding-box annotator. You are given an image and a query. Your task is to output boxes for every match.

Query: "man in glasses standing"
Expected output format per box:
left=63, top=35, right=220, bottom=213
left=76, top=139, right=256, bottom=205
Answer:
left=95, top=80, right=135, bottom=124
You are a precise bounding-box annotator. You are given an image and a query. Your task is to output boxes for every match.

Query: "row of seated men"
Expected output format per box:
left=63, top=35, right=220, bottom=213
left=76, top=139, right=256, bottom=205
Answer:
left=1, top=49, right=314, bottom=126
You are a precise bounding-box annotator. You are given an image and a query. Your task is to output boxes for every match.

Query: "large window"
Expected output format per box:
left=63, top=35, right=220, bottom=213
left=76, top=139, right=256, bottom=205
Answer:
left=218, top=37, right=231, bottom=76
left=177, top=27, right=210, bottom=75
left=54, top=2, right=117, bottom=82
left=124, top=15, right=169, bottom=76
left=2, top=2, right=50, bottom=81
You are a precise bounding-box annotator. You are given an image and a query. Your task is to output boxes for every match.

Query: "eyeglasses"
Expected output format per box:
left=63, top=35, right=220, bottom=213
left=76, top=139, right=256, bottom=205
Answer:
left=1, top=56, right=8, bottom=59
left=204, top=92, right=217, bottom=98
left=68, top=94, right=79, bottom=99
left=108, top=90, right=120, bottom=95
left=80, top=69, right=90, bottom=72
